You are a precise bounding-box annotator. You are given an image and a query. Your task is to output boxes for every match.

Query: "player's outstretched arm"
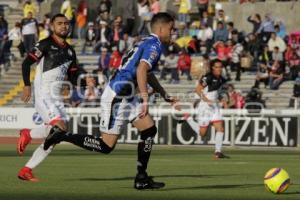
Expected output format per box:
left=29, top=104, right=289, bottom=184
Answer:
left=147, top=72, right=181, bottom=110
left=195, top=83, right=214, bottom=105
left=21, top=56, right=36, bottom=103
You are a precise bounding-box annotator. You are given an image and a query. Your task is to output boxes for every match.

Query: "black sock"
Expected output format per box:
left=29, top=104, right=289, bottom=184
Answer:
left=137, top=126, right=157, bottom=175
left=63, top=133, right=114, bottom=154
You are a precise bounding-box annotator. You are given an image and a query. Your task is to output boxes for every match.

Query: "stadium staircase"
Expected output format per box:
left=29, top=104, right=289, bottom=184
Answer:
left=0, top=1, right=295, bottom=109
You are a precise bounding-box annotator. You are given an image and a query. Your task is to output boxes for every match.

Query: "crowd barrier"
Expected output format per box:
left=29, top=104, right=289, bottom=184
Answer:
left=0, top=107, right=299, bottom=148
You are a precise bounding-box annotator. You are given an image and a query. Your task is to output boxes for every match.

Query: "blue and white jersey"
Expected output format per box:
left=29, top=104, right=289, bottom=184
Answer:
left=109, top=34, right=162, bottom=96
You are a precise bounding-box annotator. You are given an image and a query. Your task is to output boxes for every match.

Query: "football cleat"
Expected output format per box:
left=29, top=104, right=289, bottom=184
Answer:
left=214, top=152, right=230, bottom=159
left=17, top=167, right=39, bottom=182
left=43, top=126, right=66, bottom=151
left=17, top=129, right=32, bottom=156
left=134, top=173, right=165, bottom=190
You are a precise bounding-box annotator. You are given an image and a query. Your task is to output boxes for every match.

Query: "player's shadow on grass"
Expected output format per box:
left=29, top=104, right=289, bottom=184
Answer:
left=280, top=191, right=300, bottom=195
left=70, top=174, right=238, bottom=182
left=161, top=183, right=262, bottom=191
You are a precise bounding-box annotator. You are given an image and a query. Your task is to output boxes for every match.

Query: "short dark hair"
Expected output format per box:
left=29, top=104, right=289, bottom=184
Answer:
left=150, top=12, right=174, bottom=29
left=211, top=59, right=223, bottom=67
left=227, top=22, right=234, bottom=27
left=51, top=13, right=67, bottom=23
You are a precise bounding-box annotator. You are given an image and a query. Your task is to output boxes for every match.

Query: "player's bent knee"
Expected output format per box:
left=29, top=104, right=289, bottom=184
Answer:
left=140, top=125, right=157, bottom=140
left=101, top=145, right=115, bottom=154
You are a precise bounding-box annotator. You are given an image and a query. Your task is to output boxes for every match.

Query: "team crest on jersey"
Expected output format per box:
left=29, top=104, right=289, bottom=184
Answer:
left=150, top=51, right=157, bottom=61
left=34, top=48, right=42, bottom=58
left=68, top=49, right=73, bottom=56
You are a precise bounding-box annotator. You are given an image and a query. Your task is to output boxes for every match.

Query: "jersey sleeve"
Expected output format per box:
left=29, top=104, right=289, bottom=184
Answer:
left=199, top=74, right=211, bottom=87
left=28, top=40, right=48, bottom=61
left=67, top=51, right=86, bottom=86
left=140, top=43, right=161, bottom=69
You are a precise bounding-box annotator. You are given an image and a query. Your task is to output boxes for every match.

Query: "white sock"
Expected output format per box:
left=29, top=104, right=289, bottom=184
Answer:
left=25, top=144, right=53, bottom=169
left=30, top=125, right=51, bottom=139
left=215, top=131, right=224, bottom=153
left=185, top=117, right=199, bottom=134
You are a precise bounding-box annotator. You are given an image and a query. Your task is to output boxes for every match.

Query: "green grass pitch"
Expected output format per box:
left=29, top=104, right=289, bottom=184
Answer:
left=0, top=144, right=299, bottom=200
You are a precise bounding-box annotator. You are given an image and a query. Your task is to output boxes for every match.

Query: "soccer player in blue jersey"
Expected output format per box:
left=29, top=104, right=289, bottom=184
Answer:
left=43, top=12, right=180, bottom=190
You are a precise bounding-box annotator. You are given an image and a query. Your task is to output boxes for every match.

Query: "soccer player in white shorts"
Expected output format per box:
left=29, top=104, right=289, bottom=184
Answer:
left=184, top=59, right=230, bottom=159
left=17, top=14, right=85, bottom=181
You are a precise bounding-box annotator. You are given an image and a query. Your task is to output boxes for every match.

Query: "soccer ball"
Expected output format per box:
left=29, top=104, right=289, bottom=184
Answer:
left=264, top=168, right=290, bottom=194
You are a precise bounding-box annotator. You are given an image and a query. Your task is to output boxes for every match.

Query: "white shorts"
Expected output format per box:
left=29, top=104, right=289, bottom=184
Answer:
left=35, top=92, right=68, bottom=125
left=99, top=86, right=142, bottom=135
left=197, top=101, right=223, bottom=127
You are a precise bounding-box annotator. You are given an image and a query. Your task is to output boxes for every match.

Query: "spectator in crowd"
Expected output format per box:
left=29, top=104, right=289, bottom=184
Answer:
left=275, top=23, right=286, bottom=40
left=160, top=50, right=179, bottom=83
left=247, top=14, right=261, bottom=34
left=118, top=32, right=134, bottom=54
left=21, top=11, right=39, bottom=53
left=0, top=15, right=8, bottom=36
left=258, top=44, right=272, bottom=64
left=197, top=22, right=213, bottom=44
left=231, top=40, right=244, bottom=81
left=268, top=32, right=286, bottom=52
left=38, top=23, right=49, bottom=41
left=36, top=0, right=44, bottom=15
left=269, top=60, right=284, bottom=90
left=97, top=0, right=112, bottom=22
left=177, top=0, right=192, bottom=24
left=109, top=46, right=122, bottom=74
left=213, top=9, right=229, bottom=30
left=98, top=47, right=111, bottom=80
left=177, top=49, right=192, bottom=81
left=8, top=22, right=22, bottom=58
left=110, top=16, right=124, bottom=47
left=245, top=87, right=266, bottom=113
left=245, top=33, right=260, bottom=60
left=0, top=14, right=8, bottom=65
left=93, top=20, right=111, bottom=53
left=0, top=18, right=7, bottom=76
left=285, top=45, right=300, bottom=79
left=61, top=84, right=71, bottom=107
left=23, top=0, right=36, bottom=18
left=150, top=0, right=160, bottom=15
left=76, top=0, right=88, bottom=41
left=189, top=21, right=199, bottom=37
left=200, top=10, right=213, bottom=28
left=214, top=22, right=228, bottom=42
left=166, top=50, right=179, bottom=83
left=71, top=86, right=84, bottom=107
left=227, top=84, right=245, bottom=109
left=42, top=13, right=51, bottom=30
left=272, top=46, right=283, bottom=62
left=289, top=76, right=300, bottom=108
left=94, top=68, right=106, bottom=87
left=213, top=41, right=231, bottom=80
left=61, top=0, right=73, bottom=21
left=294, top=76, right=300, bottom=97
left=82, top=22, right=96, bottom=54
left=227, top=22, right=236, bottom=40
left=177, top=22, right=189, bottom=37
left=123, top=0, right=136, bottom=35
left=83, top=76, right=100, bottom=107
left=137, top=0, right=151, bottom=36
left=256, top=13, right=274, bottom=43
left=197, top=0, right=208, bottom=17
left=253, top=61, right=270, bottom=89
